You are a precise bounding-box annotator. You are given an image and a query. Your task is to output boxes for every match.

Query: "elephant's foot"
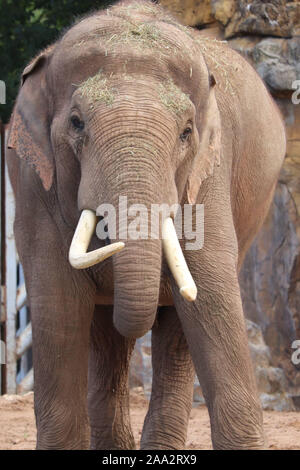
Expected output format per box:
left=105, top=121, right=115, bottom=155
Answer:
left=89, top=392, right=136, bottom=450
left=90, top=423, right=135, bottom=450
left=141, top=405, right=190, bottom=450
left=36, top=409, right=90, bottom=450
left=210, top=391, right=265, bottom=450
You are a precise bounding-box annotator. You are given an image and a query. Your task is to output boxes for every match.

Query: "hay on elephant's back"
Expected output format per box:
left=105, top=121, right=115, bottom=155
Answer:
left=195, top=37, right=236, bottom=95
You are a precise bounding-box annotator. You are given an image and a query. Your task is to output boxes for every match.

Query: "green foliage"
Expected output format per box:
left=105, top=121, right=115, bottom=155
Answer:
left=0, top=0, right=113, bottom=122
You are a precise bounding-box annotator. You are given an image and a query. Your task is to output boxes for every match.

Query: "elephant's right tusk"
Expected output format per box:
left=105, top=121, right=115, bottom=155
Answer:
left=69, top=209, right=125, bottom=269
left=162, top=217, right=197, bottom=302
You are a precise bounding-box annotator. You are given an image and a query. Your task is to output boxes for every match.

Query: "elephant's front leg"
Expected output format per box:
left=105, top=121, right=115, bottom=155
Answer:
left=88, top=306, right=136, bottom=449
left=27, top=262, right=95, bottom=449
left=141, top=307, right=195, bottom=450
left=173, top=231, right=265, bottom=449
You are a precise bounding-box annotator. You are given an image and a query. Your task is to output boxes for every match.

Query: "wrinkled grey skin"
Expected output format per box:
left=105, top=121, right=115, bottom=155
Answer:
left=6, top=1, right=285, bottom=450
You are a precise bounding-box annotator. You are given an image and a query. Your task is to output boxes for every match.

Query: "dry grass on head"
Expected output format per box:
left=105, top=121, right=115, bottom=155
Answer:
left=110, top=1, right=162, bottom=18
left=103, top=21, right=176, bottom=57
left=72, top=1, right=184, bottom=57
left=195, top=37, right=236, bottom=95
left=79, top=70, right=116, bottom=107
left=158, top=79, right=191, bottom=115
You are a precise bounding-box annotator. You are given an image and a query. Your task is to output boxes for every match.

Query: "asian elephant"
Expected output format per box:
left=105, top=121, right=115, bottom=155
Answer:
left=7, top=0, right=286, bottom=450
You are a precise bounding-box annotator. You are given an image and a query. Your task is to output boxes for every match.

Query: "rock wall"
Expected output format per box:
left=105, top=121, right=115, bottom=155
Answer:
left=160, top=0, right=300, bottom=36
left=129, top=1, right=300, bottom=409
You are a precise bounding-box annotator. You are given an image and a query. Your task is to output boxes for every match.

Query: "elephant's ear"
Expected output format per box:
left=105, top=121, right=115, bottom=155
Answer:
left=187, top=79, right=221, bottom=204
left=8, top=47, right=54, bottom=191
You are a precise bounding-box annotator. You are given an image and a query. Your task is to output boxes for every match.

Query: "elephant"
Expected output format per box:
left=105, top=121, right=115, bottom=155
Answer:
left=7, top=0, right=286, bottom=450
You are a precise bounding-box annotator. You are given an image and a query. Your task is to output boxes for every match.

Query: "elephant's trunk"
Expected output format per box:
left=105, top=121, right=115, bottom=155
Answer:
left=112, top=216, right=197, bottom=338
left=112, top=236, right=162, bottom=338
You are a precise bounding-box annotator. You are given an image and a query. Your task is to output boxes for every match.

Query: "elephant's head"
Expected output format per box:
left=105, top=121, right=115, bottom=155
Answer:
left=8, top=2, right=221, bottom=338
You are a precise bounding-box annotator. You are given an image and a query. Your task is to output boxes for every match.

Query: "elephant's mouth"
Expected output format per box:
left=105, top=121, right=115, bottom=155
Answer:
left=69, top=209, right=197, bottom=302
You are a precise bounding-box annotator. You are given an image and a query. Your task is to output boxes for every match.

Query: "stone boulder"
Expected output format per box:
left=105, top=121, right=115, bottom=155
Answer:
left=159, top=1, right=300, bottom=37
left=129, top=332, right=152, bottom=396
left=223, top=1, right=295, bottom=39
left=246, top=320, right=294, bottom=411
left=159, top=0, right=214, bottom=26
left=212, top=0, right=236, bottom=25
left=229, top=36, right=300, bottom=94
left=253, top=38, right=300, bottom=92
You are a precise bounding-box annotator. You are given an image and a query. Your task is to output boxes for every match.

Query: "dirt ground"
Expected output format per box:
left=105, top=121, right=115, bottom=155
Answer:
left=0, top=388, right=299, bottom=450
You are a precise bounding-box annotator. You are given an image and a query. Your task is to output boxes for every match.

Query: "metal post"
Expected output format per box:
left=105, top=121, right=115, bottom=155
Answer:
left=5, top=142, right=17, bottom=393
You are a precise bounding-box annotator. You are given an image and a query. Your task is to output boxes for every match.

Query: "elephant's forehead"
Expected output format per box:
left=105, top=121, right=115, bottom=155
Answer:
left=76, top=71, right=192, bottom=117
left=50, top=9, right=209, bottom=107
left=53, top=12, right=199, bottom=75
left=61, top=11, right=196, bottom=52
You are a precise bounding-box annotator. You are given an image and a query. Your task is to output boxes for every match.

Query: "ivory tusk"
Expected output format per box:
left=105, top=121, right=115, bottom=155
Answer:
left=69, top=209, right=125, bottom=269
left=162, top=217, right=197, bottom=302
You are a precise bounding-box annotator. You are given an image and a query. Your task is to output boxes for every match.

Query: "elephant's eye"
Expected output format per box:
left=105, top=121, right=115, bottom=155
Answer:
left=180, top=127, right=192, bottom=142
left=71, top=115, right=85, bottom=131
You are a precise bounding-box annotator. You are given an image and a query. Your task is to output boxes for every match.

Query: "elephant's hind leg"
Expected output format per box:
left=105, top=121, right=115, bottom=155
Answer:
left=88, top=305, right=136, bottom=449
left=141, top=307, right=195, bottom=450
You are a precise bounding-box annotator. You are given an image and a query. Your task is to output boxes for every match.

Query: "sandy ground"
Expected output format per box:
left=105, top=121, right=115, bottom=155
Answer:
left=0, top=388, right=299, bottom=450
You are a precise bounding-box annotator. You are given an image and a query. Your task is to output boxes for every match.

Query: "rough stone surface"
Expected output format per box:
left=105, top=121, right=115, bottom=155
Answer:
left=287, top=1, right=300, bottom=36
left=247, top=320, right=294, bottom=411
left=159, top=0, right=214, bottom=26
left=229, top=37, right=300, bottom=93
left=254, top=39, right=300, bottom=92
left=160, top=0, right=300, bottom=38
left=130, top=332, right=152, bottom=396
left=224, top=0, right=295, bottom=39
left=160, top=1, right=300, bottom=36
left=212, top=0, right=236, bottom=25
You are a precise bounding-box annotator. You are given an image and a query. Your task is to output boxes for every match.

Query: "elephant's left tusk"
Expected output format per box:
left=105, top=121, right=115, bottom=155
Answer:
left=162, top=217, right=197, bottom=302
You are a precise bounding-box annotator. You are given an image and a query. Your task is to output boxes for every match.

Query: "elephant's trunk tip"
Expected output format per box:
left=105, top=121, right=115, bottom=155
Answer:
left=113, top=316, right=153, bottom=339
